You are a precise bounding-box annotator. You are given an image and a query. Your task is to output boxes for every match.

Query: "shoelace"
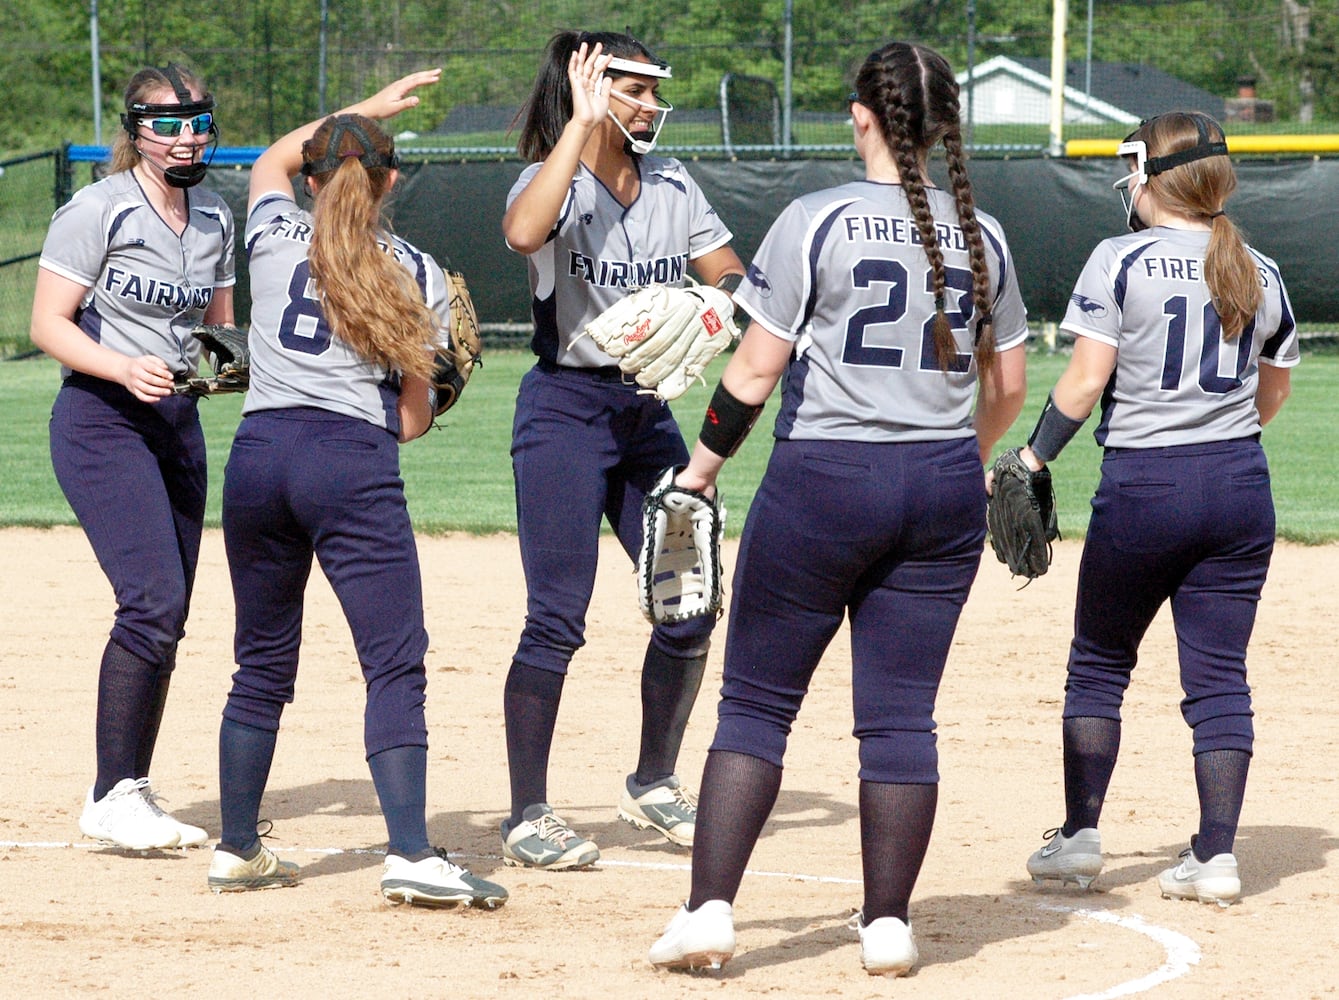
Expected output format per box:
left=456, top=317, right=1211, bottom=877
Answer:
left=531, top=812, right=579, bottom=848
left=112, top=777, right=164, bottom=819
left=1039, top=827, right=1062, bottom=843
left=140, top=783, right=175, bottom=819
left=431, top=846, right=469, bottom=878
left=669, top=784, right=698, bottom=812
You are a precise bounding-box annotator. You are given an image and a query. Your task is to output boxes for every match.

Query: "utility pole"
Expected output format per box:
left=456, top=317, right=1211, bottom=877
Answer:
left=1048, top=0, right=1068, bottom=156
left=90, top=0, right=103, bottom=145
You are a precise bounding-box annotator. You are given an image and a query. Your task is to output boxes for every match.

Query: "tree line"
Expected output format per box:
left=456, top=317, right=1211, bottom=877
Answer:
left=3, top=0, right=1333, bottom=154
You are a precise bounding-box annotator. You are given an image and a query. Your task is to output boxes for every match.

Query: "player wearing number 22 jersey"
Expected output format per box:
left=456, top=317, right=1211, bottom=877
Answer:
left=738, top=183, right=1028, bottom=439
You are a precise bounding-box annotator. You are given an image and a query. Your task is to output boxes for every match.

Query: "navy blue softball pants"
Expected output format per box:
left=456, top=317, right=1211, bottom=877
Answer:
left=221, top=408, right=430, bottom=757
left=1063, top=438, right=1275, bottom=754
left=49, top=375, right=206, bottom=665
left=710, top=437, right=986, bottom=784
left=510, top=362, right=715, bottom=674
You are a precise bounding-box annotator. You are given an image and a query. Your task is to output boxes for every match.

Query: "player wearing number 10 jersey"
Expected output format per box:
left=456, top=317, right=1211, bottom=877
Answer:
left=1020, top=111, right=1298, bottom=907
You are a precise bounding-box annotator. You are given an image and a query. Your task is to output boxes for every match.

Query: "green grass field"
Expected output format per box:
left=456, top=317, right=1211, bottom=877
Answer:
left=2, top=349, right=1336, bottom=541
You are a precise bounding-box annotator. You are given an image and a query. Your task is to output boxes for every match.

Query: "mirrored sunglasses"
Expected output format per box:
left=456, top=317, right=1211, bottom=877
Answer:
left=143, top=112, right=213, bottom=137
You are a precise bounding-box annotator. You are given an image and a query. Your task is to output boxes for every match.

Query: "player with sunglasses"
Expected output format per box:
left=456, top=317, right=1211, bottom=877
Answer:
left=30, top=63, right=235, bottom=851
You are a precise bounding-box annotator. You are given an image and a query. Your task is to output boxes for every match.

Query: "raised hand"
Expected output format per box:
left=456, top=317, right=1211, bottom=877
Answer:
left=356, top=68, right=443, bottom=121
left=567, top=42, right=613, bottom=128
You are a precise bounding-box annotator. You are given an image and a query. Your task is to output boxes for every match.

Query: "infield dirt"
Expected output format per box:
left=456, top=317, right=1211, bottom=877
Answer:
left=1, top=527, right=1336, bottom=998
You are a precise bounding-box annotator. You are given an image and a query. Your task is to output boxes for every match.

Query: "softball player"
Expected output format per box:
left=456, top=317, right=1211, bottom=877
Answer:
left=648, top=42, right=1029, bottom=976
left=31, top=63, right=233, bottom=851
left=1022, top=111, right=1297, bottom=906
left=499, top=31, right=746, bottom=869
left=208, top=71, right=507, bottom=910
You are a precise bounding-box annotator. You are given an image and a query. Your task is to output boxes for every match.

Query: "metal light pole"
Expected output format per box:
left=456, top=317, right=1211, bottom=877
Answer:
left=1048, top=0, right=1068, bottom=156
left=782, top=0, right=793, bottom=153
left=966, top=0, right=976, bottom=148
left=318, top=0, right=329, bottom=116
left=90, top=0, right=102, bottom=145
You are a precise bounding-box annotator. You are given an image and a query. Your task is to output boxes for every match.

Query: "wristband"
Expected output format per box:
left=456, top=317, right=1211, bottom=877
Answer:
left=699, top=381, right=764, bottom=458
left=1027, top=392, right=1085, bottom=464
left=714, top=272, right=750, bottom=328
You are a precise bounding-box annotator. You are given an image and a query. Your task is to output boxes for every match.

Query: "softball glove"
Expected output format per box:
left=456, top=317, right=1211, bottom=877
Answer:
left=583, top=284, right=740, bottom=401
left=173, top=324, right=250, bottom=396
left=638, top=467, right=726, bottom=624
left=987, top=446, right=1060, bottom=580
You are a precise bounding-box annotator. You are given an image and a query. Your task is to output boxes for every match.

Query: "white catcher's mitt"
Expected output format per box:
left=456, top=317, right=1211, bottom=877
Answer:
left=637, top=467, right=726, bottom=625
left=583, top=284, right=740, bottom=401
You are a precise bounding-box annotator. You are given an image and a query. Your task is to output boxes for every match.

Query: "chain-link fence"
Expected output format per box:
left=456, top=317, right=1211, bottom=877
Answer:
left=37, top=2, right=1339, bottom=158
left=0, top=150, right=65, bottom=357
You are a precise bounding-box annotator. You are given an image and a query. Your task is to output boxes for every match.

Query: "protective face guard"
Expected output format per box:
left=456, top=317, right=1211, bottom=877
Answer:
left=1112, top=138, right=1148, bottom=230
left=604, top=55, right=673, bottom=155
left=608, top=90, right=674, bottom=155
left=1112, top=113, right=1229, bottom=231
left=122, top=63, right=218, bottom=188
left=301, top=116, right=399, bottom=177
left=606, top=55, right=671, bottom=79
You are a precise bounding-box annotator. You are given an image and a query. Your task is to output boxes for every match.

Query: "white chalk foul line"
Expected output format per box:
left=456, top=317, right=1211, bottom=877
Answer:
left=1040, top=903, right=1201, bottom=1000
left=3, top=841, right=1199, bottom=997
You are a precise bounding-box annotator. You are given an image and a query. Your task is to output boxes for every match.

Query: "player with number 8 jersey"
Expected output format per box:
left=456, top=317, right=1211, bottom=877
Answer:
left=211, top=69, right=507, bottom=910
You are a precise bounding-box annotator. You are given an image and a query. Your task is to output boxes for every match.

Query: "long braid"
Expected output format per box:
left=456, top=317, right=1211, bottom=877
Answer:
left=873, top=59, right=955, bottom=371
left=943, top=128, right=996, bottom=371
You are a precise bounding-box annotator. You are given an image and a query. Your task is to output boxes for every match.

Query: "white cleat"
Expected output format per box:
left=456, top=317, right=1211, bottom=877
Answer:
left=1027, top=827, right=1103, bottom=889
left=649, top=900, right=735, bottom=971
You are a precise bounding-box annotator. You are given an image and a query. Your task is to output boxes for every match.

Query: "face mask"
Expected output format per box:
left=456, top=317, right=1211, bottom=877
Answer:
left=1112, top=138, right=1149, bottom=232
left=607, top=88, right=674, bottom=155
left=123, top=63, right=218, bottom=188
left=1112, top=114, right=1229, bottom=233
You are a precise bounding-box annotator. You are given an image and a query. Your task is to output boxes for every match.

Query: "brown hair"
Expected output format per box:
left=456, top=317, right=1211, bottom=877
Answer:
left=302, top=114, right=436, bottom=378
left=111, top=65, right=208, bottom=174
left=513, top=30, right=661, bottom=162
left=1136, top=112, right=1261, bottom=340
left=854, top=42, right=996, bottom=372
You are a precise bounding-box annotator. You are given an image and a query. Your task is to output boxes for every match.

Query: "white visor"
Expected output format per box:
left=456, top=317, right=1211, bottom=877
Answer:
left=606, top=56, right=671, bottom=79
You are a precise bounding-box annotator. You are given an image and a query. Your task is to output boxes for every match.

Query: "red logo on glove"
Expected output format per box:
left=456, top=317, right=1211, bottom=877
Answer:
left=625, top=317, right=653, bottom=345
left=701, top=309, right=723, bottom=336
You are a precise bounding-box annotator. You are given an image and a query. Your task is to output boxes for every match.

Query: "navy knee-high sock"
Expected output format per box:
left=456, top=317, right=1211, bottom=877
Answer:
left=1193, top=748, right=1250, bottom=860
left=368, top=745, right=431, bottom=860
left=1061, top=716, right=1121, bottom=835
left=218, top=717, right=278, bottom=856
left=688, top=750, right=782, bottom=910
left=503, top=661, right=564, bottom=825
left=635, top=646, right=708, bottom=786
left=94, top=640, right=159, bottom=799
left=134, top=651, right=175, bottom=780
left=859, top=780, right=938, bottom=923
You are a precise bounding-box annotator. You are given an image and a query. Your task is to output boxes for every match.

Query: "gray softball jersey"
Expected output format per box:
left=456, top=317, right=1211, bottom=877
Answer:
left=242, top=192, right=451, bottom=432
left=38, top=170, right=235, bottom=378
left=506, top=156, right=733, bottom=369
left=1061, top=226, right=1298, bottom=449
left=733, top=181, right=1029, bottom=443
